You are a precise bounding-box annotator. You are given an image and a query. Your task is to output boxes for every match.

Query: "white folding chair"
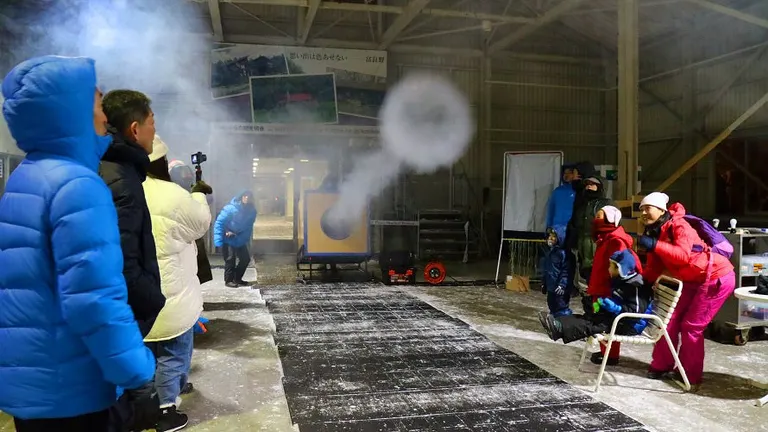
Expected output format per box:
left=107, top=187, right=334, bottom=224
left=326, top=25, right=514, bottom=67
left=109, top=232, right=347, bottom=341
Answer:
left=578, top=275, right=691, bottom=393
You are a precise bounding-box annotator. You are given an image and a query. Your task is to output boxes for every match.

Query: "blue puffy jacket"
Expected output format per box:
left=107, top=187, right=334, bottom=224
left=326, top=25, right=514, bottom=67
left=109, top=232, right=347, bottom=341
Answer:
left=213, top=191, right=257, bottom=248
left=545, top=182, right=575, bottom=230
left=0, top=56, right=155, bottom=419
left=542, top=225, right=569, bottom=292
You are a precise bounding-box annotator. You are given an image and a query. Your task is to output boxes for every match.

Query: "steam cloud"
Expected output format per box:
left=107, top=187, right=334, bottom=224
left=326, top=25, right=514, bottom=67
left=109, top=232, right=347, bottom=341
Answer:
left=326, top=73, right=475, bottom=229
left=2, top=1, right=475, bottom=232
left=1, top=0, right=215, bottom=158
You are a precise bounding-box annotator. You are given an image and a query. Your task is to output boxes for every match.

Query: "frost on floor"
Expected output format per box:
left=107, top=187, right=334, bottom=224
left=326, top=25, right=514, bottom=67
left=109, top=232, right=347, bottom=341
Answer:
left=180, top=268, right=295, bottom=432
left=408, top=285, right=768, bottom=432
left=1, top=262, right=766, bottom=432
left=262, top=283, right=648, bottom=431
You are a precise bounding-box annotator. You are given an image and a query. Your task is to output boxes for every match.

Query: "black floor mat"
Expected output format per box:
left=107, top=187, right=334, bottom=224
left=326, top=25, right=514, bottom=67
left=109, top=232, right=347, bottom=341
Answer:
left=262, top=284, right=647, bottom=432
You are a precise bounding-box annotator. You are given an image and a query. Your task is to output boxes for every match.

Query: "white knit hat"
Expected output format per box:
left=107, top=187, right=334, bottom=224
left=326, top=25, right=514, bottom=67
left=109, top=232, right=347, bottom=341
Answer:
left=149, top=134, right=169, bottom=162
left=640, top=192, right=669, bottom=211
left=601, top=205, right=622, bottom=227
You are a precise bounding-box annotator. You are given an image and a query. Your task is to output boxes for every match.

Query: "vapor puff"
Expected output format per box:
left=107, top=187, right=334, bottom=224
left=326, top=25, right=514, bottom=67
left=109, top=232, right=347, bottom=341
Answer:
left=2, top=0, right=213, bottom=154
left=380, top=73, right=474, bottom=173
left=326, top=73, right=474, bottom=230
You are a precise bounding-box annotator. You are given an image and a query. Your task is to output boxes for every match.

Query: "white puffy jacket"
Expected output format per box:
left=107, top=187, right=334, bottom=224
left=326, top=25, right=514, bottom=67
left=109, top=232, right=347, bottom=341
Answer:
left=143, top=177, right=212, bottom=342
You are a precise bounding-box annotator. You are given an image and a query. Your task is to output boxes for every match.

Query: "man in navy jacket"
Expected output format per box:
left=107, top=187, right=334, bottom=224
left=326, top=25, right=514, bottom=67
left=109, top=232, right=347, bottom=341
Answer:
left=100, top=90, right=166, bottom=337
left=0, top=56, right=155, bottom=431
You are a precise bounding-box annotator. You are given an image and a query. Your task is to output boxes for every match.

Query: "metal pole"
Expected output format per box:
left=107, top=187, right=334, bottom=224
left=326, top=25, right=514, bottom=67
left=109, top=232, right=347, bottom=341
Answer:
left=638, top=41, right=768, bottom=84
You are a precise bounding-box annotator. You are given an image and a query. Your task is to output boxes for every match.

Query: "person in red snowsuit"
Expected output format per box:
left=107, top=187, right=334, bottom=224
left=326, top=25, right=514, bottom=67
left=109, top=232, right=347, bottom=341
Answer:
left=637, top=192, right=735, bottom=391
left=584, top=205, right=643, bottom=365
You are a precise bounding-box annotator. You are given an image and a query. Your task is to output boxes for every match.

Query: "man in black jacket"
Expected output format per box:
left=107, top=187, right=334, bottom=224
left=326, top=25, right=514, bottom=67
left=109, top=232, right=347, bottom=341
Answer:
left=100, top=89, right=166, bottom=336
left=101, top=90, right=184, bottom=432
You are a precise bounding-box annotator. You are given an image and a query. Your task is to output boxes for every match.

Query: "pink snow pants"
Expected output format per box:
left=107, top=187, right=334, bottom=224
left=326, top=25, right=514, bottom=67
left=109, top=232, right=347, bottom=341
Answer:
left=649, top=271, right=735, bottom=384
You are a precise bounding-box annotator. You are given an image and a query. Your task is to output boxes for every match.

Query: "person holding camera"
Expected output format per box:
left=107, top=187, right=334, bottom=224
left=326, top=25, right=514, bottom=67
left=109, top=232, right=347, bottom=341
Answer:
left=142, top=135, right=213, bottom=431
left=214, top=191, right=257, bottom=287
left=169, top=159, right=214, bottom=285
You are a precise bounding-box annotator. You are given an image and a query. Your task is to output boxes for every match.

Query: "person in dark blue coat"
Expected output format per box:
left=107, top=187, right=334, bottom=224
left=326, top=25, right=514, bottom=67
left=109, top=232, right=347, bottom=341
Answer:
left=541, top=225, right=572, bottom=317
left=539, top=249, right=652, bottom=352
left=214, top=191, right=258, bottom=287
left=0, top=56, right=155, bottom=431
left=545, top=164, right=576, bottom=230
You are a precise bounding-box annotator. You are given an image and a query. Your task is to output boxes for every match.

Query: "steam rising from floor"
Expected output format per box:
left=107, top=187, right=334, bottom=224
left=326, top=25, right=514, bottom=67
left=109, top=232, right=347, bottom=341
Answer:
left=325, top=73, right=474, bottom=230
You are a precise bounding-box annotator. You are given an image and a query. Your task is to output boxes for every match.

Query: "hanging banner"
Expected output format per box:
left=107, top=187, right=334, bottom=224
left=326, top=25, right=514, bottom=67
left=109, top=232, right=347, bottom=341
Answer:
left=211, top=122, right=379, bottom=137
left=210, top=44, right=387, bottom=126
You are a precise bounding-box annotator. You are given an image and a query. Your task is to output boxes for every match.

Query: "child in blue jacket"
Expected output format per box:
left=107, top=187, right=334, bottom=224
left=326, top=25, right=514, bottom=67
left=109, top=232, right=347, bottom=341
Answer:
left=540, top=249, right=652, bottom=350
left=541, top=226, right=572, bottom=317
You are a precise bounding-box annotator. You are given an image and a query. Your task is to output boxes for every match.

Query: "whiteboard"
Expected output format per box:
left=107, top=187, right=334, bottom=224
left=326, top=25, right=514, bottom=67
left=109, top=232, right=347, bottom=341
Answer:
left=502, top=151, right=563, bottom=232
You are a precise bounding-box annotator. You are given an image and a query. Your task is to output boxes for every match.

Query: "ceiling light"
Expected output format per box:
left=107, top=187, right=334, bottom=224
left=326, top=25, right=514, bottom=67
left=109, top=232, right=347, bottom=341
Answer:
left=283, top=170, right=291, bottom=174
left=288, top=167, right=294, bottom=171
left=300, top=159, right=309, bottom=162
left=252, top=162, right=258, bottom=166
left=253, top=158, right=259, bottom=161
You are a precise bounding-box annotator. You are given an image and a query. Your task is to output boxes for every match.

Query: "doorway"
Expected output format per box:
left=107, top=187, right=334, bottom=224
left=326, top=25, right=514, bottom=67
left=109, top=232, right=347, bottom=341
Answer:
left=252, top=158, right=294, bottom=241
left=250, top=156, right=332, bottom=254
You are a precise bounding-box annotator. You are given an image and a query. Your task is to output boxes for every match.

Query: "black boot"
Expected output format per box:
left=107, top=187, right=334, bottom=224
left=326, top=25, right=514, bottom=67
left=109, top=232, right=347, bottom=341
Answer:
left=590, top=352, right=619, bottom=366
left=646, top=369, right=667, bottom=380
left=540, top=313, right=563, bottom=341
left=157, top=405, right=188, bottom=432
left=180, top=382, right=194, bottom=395
left=225, top=281, right=239, bottom=288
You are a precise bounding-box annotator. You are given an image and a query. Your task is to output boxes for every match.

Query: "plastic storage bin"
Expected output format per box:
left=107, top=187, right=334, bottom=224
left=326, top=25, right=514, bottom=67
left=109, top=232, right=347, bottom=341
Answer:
left=738, top=299, right=768, bottom=325
left=739, top=254, right=768, bottom=277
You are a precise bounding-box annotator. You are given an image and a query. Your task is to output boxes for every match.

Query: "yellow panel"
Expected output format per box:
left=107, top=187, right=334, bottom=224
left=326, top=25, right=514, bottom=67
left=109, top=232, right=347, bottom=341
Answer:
left=305, top=192, right=369, bottom=255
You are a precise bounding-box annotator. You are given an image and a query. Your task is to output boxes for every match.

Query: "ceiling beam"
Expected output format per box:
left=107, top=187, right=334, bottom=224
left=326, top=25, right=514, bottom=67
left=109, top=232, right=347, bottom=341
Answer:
left=378, top=0, right=432, bottom=49
left=208, top=0, right=224, bottom=42
left=298, top=0, right=321, bottom=44
left=206, top=0, right=534, bottom=23
left=487, top=0, right=589, bottom=55
left=224, top=33, right=603, bottom=64
left=685, top=0, right=768, bottom=29
left=565, top=0, right=682, bottom=15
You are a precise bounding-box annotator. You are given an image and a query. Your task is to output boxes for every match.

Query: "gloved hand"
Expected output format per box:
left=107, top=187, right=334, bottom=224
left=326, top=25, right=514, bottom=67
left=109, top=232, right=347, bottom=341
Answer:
left=598, top=297, right=622, bottom=315
left=553, top=286, right=565, bottom=296
left=638, top=235, right=657, bottom=251
left=191, top=181, right=213, bottom=195
left=592, top=301, right=601, bottom=314
left=194, top=316, right=209, bottom=334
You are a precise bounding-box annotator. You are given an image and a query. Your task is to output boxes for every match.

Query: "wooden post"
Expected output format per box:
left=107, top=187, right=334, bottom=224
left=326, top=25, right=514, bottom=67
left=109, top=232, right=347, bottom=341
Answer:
left=617, top=0, right=639, bottom=200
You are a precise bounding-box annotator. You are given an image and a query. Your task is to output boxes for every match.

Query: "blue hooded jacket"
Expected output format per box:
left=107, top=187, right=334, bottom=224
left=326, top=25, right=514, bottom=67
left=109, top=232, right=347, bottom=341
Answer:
left=0, top=56, right=155, bottom=419
left=545, top=181, right=575, bottom=230
left=213, top=190, right=258, bottom=248
left=542, top=225, right=569, bottom=292
left=605, top=250, right=653, bottom=334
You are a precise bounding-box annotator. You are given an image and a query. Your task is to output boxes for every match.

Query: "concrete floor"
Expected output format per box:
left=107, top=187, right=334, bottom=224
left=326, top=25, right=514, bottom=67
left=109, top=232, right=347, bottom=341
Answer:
left=1, top=256, right=767, bottom=431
